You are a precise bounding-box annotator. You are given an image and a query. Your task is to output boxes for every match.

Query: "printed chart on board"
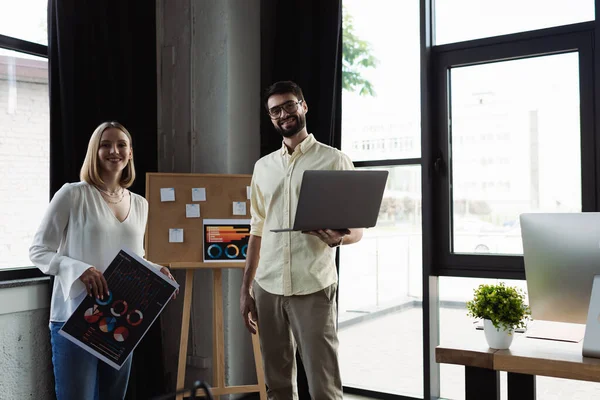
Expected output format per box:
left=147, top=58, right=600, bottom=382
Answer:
left=203, top=219, right=251, bottom=262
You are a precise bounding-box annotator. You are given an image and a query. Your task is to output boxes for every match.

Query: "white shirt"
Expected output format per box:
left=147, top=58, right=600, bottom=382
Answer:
left=250, top=134, right=354, bottom=296
left=29, top=182, right=150, bottom=322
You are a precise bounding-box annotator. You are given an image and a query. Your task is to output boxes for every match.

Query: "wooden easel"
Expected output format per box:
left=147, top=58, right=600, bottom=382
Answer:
left=170, top=262, right=267, bottom=400
left=144, top=173, right=263, bottom=398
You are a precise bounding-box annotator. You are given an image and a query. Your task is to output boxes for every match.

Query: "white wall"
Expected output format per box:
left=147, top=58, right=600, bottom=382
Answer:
left=0, top=281, right=53, bottom=399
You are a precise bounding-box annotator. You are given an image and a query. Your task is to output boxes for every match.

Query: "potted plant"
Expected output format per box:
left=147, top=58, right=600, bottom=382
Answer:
left=466, top=283, right=531, bottom=349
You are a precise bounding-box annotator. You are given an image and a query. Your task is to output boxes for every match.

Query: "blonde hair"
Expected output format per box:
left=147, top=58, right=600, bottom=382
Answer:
left=80, top=121, right=136, bottom=188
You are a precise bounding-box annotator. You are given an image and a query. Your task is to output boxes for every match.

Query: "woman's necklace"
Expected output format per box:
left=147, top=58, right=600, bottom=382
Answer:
left=97, top=186, right=123, bottom=197
left=96, top=186, right=126, bottom=204
left=102, top=191, right=125, bottom=205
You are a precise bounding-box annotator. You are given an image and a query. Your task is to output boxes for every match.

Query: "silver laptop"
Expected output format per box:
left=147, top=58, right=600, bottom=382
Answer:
left=271, top=170, right=388, bottom=233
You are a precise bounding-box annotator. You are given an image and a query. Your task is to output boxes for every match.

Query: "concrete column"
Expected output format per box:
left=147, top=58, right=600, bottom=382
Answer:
left=157, top=0, right=260, bottom=394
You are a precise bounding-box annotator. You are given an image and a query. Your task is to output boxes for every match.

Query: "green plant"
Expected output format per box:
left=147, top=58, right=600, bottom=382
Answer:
left=466, top=283, right=531, bottom=333
left=342, top=6, right=378, bottom=96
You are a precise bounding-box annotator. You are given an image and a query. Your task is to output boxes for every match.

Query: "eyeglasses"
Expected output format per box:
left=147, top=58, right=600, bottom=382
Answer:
left=267, top=100, right=303, bottom=119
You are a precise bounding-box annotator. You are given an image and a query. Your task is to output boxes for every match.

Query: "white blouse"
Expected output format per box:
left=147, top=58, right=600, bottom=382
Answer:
left=30, top=182, right=151, bottom=322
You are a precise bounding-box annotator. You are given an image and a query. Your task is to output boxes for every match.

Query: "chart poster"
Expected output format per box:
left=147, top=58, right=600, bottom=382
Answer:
left=59, top=249, right=179, bottom=370
left=203, top=219, right=251, bottom=262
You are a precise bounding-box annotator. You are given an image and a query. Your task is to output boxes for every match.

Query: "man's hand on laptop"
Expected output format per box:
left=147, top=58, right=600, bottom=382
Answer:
left=303, top=229, right=350, bottom=247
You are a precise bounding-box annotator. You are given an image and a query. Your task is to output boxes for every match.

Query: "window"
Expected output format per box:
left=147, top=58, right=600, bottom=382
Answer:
left=433, top=29, right=594, bottom=276
left=338, top=0, right=600, bottom=398
left=339, top=165, right=423, bottom=397
left=435, top=0, right=594, bottom=45
left=340, top=0, right=422, bottom=397
left=0, top=12, right=49, bottom=274
left=341, top=0, right=420, bottom=162
left=450, top=53, right=581, bottom=255
left=0, top=50, right=49, bottom=270
left=427, top=5, right=600, bottom=395
left=0, top=0, right=48, bottom=45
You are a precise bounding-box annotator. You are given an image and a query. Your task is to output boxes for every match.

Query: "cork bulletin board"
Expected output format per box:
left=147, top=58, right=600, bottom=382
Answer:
left=145, top=173, right=252, bottom=265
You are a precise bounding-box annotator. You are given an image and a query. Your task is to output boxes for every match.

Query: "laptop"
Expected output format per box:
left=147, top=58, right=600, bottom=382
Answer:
left=270, top=170, right=388, bottom=233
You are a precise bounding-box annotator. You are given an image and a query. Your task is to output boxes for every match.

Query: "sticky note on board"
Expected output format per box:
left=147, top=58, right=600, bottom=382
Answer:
left=233, top=202, right=247, bottom=216
left=169, top=228, right=184, bottom=243
left=192, top=188, right=206, bottom=202
left=160, top=188, right=175, bottom=202
left=186, top=204, right=200, bottom=218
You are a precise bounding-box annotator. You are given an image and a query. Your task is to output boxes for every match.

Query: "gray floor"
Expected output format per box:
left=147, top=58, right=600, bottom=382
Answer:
left=339, top=306, right=423, bottom=397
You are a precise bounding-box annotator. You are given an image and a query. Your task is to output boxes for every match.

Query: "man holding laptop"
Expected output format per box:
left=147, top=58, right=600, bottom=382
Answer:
left=240, top=81, right=363, bottom=399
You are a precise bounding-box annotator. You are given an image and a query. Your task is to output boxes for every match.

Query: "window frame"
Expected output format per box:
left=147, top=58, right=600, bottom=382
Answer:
left=0, top=33, right=48, bottom=281
left=431, top=23, right=596, bottom=280
left=0, top=33, right=47, bottom=58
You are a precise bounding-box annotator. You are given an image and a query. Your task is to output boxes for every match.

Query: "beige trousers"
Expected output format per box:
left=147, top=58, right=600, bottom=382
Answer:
left=252, top=281, right=343, bottom=400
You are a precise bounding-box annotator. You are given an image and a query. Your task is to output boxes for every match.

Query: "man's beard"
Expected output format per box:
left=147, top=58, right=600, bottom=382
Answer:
left=275, top=114, right=306, bottom=138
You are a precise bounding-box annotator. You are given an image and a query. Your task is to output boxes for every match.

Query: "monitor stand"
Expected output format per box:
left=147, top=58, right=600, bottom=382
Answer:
left=583, top=275, right=600, bottom=358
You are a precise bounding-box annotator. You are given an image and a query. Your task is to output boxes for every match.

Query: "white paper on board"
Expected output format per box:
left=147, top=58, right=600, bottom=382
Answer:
left=186, top=204, right=200, bottom=218
left=232, top=202, right=247, bottom=216
left=160, top=188, right=175, bottom=202
left=169, top=228, right=184, bottom=243
left=192, top=188, right=207, bottom=202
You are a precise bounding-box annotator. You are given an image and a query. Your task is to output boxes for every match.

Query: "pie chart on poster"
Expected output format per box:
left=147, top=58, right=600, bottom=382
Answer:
left=99, top=317, right=117, bottom=333
left=127, top=310, right=143, bottom=326
left=110, top=300, right=128, bottom=317
left=113, top=326, right=129, bottom=342
left=84, top=305, right=102, bottom=323
left=96, top=291, right=113, bottom=306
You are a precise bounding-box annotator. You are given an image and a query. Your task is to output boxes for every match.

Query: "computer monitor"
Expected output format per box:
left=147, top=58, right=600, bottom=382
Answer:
left=520, top=212, right=600, bottom=325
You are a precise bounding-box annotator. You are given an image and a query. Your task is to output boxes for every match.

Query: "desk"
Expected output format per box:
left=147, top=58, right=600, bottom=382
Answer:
left=436, top=334, right=600, bottom=400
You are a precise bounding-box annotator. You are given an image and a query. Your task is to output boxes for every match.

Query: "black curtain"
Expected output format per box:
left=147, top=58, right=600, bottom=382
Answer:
left=261, top=0, right=343, bottom=155
left=48, top=1, right=162, bottom=399
left=48, top=0, right=157, bottom=197
left=260, top=1, right=343, bottom=399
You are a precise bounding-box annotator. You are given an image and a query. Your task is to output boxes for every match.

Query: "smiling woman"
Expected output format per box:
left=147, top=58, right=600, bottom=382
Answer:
left=80, top=122, right=135, bottom=222
left=28, top=121, right=177, bottom=400
left=97, top=132, right=132, bottom=175
left=81, top=122, right=135, bottom=190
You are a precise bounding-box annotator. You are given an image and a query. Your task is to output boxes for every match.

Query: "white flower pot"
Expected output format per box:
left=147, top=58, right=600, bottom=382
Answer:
left=483, top=319, right=514, bottom=350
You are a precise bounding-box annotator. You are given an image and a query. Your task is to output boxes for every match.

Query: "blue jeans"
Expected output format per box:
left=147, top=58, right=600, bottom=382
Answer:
left=50, top=322, right=133, bottom=400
